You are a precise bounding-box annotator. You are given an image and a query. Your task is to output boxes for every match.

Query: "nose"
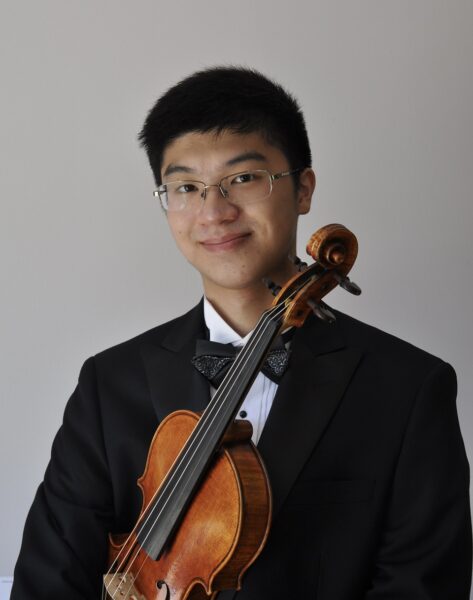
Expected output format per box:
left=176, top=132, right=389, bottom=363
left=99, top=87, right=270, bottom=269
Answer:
left=197, top=184, right=239, bottom=223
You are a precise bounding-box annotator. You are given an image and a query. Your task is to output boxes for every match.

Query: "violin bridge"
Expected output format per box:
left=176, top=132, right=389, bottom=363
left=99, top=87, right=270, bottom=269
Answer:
left=103, top=573, right=147, bottom=599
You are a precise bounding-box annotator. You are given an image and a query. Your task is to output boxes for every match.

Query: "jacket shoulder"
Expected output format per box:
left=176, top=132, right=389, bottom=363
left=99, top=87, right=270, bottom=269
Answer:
left=333, top=309, right=451, bottom=376
left=92, top=303, right=201, bottom=371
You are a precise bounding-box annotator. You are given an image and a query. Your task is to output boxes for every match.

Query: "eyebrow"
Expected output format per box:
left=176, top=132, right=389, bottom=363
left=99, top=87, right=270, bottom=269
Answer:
left=225, top=151, right=268, bottom=167
left=162, top=164, right=195, bottom=177
left=162, top=151, right=268, bottom=178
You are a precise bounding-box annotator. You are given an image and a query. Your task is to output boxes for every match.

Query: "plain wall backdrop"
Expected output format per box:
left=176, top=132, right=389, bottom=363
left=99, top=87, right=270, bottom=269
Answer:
left=1, top=0, right=472, bottom=588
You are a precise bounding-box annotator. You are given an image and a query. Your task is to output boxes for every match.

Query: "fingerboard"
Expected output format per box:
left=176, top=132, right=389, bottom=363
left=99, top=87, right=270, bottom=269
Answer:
left=137, top=306, right=283, bottom=560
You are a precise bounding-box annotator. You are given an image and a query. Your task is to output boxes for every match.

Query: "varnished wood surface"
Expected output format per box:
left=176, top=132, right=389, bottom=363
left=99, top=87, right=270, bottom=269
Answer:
left=106, top=410, right=272, bottom=599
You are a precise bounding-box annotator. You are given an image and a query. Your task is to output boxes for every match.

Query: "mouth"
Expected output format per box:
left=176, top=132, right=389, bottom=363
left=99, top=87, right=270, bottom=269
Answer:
left=200, top=232, right=251, bottom=251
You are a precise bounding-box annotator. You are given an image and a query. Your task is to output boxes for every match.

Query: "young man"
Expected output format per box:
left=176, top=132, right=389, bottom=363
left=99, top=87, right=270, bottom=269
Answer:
left=12, top=67, right=471, bottom=599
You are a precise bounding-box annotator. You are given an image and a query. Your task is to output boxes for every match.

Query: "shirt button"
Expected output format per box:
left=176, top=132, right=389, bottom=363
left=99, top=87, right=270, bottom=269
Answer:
left=239, top=410, right=247, bottom=418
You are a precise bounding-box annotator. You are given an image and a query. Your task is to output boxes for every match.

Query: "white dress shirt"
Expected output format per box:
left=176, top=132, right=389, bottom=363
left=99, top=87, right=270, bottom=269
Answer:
left=203, top=297, right=278, bottom=445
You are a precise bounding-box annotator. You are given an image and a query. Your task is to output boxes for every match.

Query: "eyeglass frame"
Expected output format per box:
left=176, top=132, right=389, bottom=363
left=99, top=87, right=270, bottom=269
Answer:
left=152, top=167, right=303, bottom=212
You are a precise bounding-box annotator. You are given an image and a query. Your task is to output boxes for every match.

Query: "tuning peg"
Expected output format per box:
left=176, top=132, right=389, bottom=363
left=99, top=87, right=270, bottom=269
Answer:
left=262, top=277, right=282, bottom=297
left=333, top=273, right=361, bottom=295
left=288, top=254, right=308, bottom=271
left=306, top=299, right=336, bottom=323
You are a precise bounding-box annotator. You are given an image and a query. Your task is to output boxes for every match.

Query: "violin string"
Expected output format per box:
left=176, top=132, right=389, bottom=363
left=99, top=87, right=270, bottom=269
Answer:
left=103, top=281, right=307, bottom=595
left=103, top=298, right=289, bottom=595
left=104, top=277, right=313, bottom=594
left=109, top=277, right=312, bottom=595
left=103, top=302, right=282, bottom=595
left=103, top=282, right=308, bottom=595
left=107, top=304, right=286, bottom=598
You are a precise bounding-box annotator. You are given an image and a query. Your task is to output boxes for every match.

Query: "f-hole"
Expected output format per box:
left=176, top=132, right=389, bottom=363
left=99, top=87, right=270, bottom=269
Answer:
left=157, top=579, right=171, bottom=600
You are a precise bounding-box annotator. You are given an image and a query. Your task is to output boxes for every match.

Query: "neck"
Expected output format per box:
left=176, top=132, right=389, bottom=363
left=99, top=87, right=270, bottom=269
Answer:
left=204, top=287, right=272, bottom=337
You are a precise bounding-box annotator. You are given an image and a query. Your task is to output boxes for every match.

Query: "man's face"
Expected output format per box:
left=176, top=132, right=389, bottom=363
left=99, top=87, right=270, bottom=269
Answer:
left=161, top=129, right=314, bottom=298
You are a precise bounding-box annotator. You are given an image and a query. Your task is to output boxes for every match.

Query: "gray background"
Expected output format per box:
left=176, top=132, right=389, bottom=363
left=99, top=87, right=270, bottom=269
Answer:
left=1, top=0, right=472, bottom=586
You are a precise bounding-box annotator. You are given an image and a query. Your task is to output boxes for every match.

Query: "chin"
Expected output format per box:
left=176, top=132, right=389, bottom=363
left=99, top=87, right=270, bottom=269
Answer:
left=203, top=272, right=266, bottom=293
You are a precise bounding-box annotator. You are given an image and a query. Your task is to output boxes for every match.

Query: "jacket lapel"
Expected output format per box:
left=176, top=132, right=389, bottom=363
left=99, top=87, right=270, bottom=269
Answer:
left=257, top=314, right=363, bottom=517
left=140, top=301, right=210, bottom=422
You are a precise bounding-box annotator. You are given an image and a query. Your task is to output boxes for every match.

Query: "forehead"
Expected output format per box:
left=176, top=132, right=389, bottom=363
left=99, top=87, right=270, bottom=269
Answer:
left=161, top=130, right=288, bottom=179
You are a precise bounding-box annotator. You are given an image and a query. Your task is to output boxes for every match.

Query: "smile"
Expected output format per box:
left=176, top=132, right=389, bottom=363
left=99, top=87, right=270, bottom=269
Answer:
left=200, top=233, right=251, bottom=251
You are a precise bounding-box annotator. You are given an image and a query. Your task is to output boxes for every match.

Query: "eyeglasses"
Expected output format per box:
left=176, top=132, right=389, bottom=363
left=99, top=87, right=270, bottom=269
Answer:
left=153, top=168, right=302, bottom=212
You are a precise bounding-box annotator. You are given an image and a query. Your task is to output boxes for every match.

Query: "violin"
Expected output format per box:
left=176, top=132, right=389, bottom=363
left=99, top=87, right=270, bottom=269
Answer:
left=103, top=223, right=360, bottom=600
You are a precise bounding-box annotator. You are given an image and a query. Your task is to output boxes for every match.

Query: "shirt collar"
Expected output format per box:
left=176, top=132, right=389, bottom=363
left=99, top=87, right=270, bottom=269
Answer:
left=203, top=297, right=252, bottom=347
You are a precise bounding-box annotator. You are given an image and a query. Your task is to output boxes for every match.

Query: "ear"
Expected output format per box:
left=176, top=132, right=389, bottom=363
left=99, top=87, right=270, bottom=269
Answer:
left=297, top=168, right=316, bottom=215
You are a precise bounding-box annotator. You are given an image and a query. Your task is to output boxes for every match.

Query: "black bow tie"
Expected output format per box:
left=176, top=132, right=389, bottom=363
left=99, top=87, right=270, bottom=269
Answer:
left=191, top=338, right=291, bottom=388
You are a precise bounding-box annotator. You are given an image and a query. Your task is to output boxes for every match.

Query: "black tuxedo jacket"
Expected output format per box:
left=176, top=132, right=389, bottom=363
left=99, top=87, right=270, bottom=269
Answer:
left=12, top=302, right=472, bottom=599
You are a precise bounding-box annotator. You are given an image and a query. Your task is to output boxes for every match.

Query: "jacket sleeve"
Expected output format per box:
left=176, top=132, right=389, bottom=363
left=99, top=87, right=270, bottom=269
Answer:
left=364, top=362, right=472, bottom=599
left=11, top=357, right=114, bottom=599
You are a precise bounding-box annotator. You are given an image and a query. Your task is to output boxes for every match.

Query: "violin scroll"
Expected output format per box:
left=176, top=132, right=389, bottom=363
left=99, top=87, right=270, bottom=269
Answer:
left=272, top=224, right=361, bottom=328
left=306, top=223, right=358, bottom=268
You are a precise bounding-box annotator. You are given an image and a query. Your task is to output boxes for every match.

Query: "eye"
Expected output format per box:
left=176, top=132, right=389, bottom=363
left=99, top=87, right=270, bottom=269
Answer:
left=175, top=182, right=199, bottom=194
left=231, top=171, right=257, bottom=185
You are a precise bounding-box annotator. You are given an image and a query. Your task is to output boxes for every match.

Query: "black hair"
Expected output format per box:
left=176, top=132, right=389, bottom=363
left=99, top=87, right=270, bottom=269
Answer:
left=138, top=66, right=312, bottom=186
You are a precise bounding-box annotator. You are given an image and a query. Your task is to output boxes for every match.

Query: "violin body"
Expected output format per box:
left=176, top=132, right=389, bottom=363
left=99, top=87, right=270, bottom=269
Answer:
left=106, top=410, right=272, bottom=599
